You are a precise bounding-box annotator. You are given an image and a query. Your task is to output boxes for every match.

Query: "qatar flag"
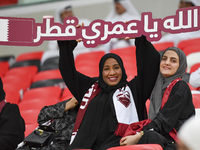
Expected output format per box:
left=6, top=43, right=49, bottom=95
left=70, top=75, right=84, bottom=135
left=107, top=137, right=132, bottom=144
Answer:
left=0, top=17, right=34, bottom=43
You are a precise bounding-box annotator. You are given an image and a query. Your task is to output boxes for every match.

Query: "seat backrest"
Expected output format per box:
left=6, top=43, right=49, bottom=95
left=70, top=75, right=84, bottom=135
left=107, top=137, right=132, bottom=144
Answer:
left=16, top=51, right=44, bottom=62
left=20, top=109, right=40, bottom=124
left=19, top=97, right=59, bottom=111
left=0, top=61, right=9, bottom=77
left=190, top=63, right=200, bottom=74
left=60, top=87, right=73, bottom=101
left=177, top=38, right=200, bottom=51
left=107, top=144, right=163, bottom=150
left=32, top=69, right=62, bottom=83
left=153, top=42, right=174, bottom=52
left=183, top=46, right=200, bottom=56
left=192, top=93, right=200, bottom=108
left=22, top=86, right=62, bottom=101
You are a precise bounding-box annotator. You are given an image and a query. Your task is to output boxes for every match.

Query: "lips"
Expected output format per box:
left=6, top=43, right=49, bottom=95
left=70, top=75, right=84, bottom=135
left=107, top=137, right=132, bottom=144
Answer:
left=163, top=66, right=171, bottom=70
left=108, top=77, right=118, bottom=81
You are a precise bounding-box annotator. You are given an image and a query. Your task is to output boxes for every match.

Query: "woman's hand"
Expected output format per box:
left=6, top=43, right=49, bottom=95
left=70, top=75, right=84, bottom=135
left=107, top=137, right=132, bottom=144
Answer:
left=64, top=97, right=78, bottom=112
left=120, top=133, right=142, bottom=146
left=76, top=23, right=84, bottom=42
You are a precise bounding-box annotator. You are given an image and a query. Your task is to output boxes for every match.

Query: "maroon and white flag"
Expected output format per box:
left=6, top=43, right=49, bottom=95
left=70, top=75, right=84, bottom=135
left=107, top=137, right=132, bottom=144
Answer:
left=0, top=6, right=199, bottom=48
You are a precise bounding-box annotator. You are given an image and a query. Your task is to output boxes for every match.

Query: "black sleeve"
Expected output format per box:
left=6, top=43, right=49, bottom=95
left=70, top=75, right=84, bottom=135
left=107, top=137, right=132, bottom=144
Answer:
left=143, top=81, right=195, bottom=134
left=58, top=40, right=96, bottom=103
left=0, top=103, right=25, bottom=150
left=129, top=36, right=160, bottom=104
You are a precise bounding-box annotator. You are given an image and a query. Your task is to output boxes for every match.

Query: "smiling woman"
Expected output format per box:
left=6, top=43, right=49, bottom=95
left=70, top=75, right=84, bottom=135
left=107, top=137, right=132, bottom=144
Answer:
left=160, top=50, right=179, bottom=78
left=57, top=35, right=160, bottom=150
left=120, top=47, right=195, bottom=150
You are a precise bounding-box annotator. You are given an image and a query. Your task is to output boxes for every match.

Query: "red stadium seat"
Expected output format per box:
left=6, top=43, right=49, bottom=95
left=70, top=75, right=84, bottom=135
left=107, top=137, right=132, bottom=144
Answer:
left=190, top=63, right=200, bottom=74
left=75, top=51, right=105, bottom=77
left=32, top=69, right=62, bottom=83
left=60, top=88, right=73, bottom=101
left=153, top=42, right=174, bottom=52
left=75, top=51, right=105, bottom=66
left=3, top=74, right=33, bottom=92
left=0, top=61, right=9, bottom=77
left=187, top=83, right=199, bottom=91
left=192, top=93, right=200, bottom=108
left=182, top=46, right=200, bottom=56
left=5, top=66, right=38, bottom=80
left=22, top=86, right=62, bottom=101
left=3, top=83, right=21, bottom=104
left=25, top=123, right=38, bottom=137
left=19, top=97, right=59, bottom=111
left=20, top=109, right=40, bottom=124
left=177, top=38, right=200, bottom=51
left=16, top=51, right=44, bottom=62
left=107, top=144, right=163, bottom=150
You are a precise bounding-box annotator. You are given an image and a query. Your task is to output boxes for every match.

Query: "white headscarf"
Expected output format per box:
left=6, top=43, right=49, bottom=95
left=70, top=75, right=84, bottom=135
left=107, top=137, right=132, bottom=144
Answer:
left=105, top=0, right=140, bottom=22
left=55, top=5, right=73, bottom=23
left=181, top=0, right=200, bottom=6
left=178, top=116, right=200, bottom=150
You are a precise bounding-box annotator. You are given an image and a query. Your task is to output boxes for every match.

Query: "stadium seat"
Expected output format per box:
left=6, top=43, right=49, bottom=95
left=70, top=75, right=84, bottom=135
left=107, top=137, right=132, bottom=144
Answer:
left=20, top=109, right=40, bottom=124
left=187, top=83, right=199, bottom=91
left=186, top=52, right=200, bottom=73
left=40, top=56, right=59, bottom=71
left=3, top=75, right=32, bottom=93
left=0, top=61, right=9, bottom=77
left=75, top=51, right=105, bottom=77
left=182, top=45, right=200, bottom=56
left=107, top=144, right=163, bottom=150
left=75, top=51, right=105, bottom=66
left=32, top=69, right=62, bottom=83
left=192, top=93, right=200, bottom=108
left=0, top=55, right=15, bottom=62
left=190, top=63, right=200, bottom=74
left=19, top=97, right=59, bottom=111
left=16, top=51, right=44, bottom=62
left=30, top=79, right=65, bottom=89
left=153, top=42, right=174, bottom=52
left=3, top=83, right=21, bottom=104
left=76, top=65, right=99, bottom=77
left=11, top=59, right=41, bottom=71
left=25, top=123, right=38, bottom=137
left=60, top=87, right=73, bottom=101
left=177, top=38, right=200, bottom=51
left=5, top=65, right=38, bottom=78
left=22, top=86, right=62, bottom=101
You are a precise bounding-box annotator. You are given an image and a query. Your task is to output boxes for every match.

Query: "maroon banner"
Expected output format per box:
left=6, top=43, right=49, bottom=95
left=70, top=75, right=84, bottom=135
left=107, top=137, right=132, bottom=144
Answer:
left=0, top=6, right=199, bottom=48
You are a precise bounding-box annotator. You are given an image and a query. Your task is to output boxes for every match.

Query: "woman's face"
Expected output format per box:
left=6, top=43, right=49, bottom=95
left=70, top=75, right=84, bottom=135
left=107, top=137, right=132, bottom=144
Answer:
left=160, top=50, right=180, bottom=77
left=102, top=58, right=122, bottom=86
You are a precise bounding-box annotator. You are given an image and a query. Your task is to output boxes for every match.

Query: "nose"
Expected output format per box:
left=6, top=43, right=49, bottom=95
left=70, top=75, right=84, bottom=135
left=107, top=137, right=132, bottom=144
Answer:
left=109, top=68, right=116, bottom=75
left=165, top=59, right=170, bottom=65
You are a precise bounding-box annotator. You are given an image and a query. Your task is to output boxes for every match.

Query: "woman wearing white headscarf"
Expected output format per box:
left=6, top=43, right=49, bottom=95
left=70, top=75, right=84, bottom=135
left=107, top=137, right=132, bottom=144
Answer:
left=99, top=0, right=141, bottom=53
left=47, top=5, right=91, bottom=56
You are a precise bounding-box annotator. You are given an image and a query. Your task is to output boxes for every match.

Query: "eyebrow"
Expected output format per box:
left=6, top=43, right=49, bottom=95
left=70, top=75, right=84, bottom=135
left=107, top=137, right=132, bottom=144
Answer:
left=162, top=55, right=178, bottom=60
left=103, top=64, right=120, bottom=67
